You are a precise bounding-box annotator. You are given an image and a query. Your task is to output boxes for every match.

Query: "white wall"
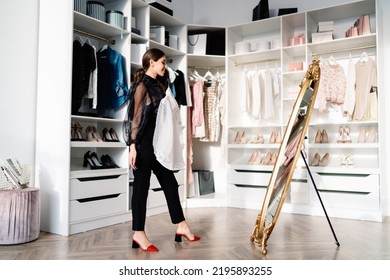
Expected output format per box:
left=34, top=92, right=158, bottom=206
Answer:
left=0, top=0, right=39, bottom=165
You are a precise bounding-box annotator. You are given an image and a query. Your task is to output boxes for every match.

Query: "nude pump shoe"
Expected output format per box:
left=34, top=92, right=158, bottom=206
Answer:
left=366, top=127, right=377, bottom=143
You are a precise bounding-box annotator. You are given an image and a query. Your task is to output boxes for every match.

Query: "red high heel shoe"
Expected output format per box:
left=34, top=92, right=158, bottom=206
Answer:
left=175, top=233, right=200, bottom=242
left=132, top=239, right=159, bottom=252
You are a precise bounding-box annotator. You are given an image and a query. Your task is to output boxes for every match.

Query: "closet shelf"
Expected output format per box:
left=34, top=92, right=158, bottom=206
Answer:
left=71, top=115, right=124, bottom=123
left=74, top=11, right=130, bottom=39
left=308, top=143, right=379, bottom=149
left=227, top=144, right=281, bottom=149
left=308, top=34, right=376, bottom=56
left=149, top=40, right=186, bottom=57
left=71, top=142, right=127, bottom=148
left=229, top=49, right=281, bottom=66
left=70, top=168, right=129, bottom=179
left=187, top=54, right=225, bottom=68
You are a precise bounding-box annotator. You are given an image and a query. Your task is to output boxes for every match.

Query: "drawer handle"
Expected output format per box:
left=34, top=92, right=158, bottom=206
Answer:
left=318, top=189, right=370, bottom=195
left=77, top=175, right=121, bottom=182
left=234, top=184, right=267, bottom=189
left=76, top=193, right=120, bottom=203
left=234, top=169, right=272, bottom=174
left=317, top=173, right=370, bottom=178
left=151, top=188, right=163, bottom=192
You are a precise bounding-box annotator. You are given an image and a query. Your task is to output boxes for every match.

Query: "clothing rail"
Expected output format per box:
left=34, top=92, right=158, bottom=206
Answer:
left=74, top=28, right=115, bottom=45
left=310, top=44, right=376, bottom=57
left=190, top=66, right=225, bottom=71
left=234, top=58, right=280, bottom=67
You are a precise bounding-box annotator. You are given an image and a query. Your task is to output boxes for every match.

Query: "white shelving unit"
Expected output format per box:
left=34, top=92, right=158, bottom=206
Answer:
left=226, top=0, right=383, bottom=221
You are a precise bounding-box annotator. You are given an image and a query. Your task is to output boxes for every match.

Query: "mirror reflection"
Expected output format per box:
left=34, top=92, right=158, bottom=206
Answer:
left=251, top=60, right=320, bottom=255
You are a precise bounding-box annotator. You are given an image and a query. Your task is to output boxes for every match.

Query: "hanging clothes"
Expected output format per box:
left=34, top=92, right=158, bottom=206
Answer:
left=96, top=45, right=129, bottom=115
left=71, top=39, right=97, bottom=115
left=153, top=87, right=185, bottom=170
left=191, top=79, right=206, bottom=138
left=201, top=77, right=221, bottom=142
left=314, top=59, right=347, bottom=112
left=353, top=57, right=377, bottom=121
left=343, top=57, right=356, bottom=118
left=263, top=69, right=275, bottom=119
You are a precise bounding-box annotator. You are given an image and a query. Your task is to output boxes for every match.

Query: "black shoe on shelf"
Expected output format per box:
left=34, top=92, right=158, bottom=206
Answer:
left=83, top=151, right=104, bottom=169
left=101, top=154, right=120, bottom=168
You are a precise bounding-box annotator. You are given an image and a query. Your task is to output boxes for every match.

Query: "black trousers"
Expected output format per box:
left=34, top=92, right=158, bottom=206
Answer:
left=131, top=123, right=185, bottom=231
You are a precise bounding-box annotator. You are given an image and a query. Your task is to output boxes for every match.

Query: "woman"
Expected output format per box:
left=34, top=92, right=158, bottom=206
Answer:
left=128, top=48, right=200, bottom=252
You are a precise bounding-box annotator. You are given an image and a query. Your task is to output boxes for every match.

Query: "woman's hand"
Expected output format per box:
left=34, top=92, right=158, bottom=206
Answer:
left=129, top=144, right=137, bottom=170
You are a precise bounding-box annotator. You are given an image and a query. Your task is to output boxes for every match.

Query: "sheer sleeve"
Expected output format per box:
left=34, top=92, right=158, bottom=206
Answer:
left=130, top=82, right=150, bottom=145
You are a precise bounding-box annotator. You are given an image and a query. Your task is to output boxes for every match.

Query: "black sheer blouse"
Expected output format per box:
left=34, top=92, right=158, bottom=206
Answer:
left=129, top=74, right=165, bottom=146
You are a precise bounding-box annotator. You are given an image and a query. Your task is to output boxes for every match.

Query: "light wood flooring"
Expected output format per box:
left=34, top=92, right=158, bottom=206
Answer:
left=1, top=207, right=390, bottom=260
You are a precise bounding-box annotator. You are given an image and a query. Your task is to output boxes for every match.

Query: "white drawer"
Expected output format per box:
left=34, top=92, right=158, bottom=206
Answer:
left=69, top=193, right=127, bottom=222
left=70, top=174, right=127, bottom=200
left=309, top=173, right=379, bottom=193
left=150, top=170, right=184, bottom=187
left=148, top=185, right=184, bottom=208
left=228, top=183, right=267, bottom=202
left=309, top=188, right=380, bottom=211
left=228, top=168, right=271, bottom=187
left=289, top=180, right=309, bottom=204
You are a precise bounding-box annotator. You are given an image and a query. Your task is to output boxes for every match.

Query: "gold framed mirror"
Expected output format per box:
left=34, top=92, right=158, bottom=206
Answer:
left=250, top=59, right=321, bottom=255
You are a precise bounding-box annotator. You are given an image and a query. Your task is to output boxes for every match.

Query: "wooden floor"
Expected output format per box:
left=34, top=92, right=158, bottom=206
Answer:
left=1, top=207, right=390, bottom=260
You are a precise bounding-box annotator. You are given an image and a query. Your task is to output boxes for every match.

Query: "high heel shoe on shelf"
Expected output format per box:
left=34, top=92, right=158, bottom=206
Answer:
left=250, top=134, right=264, bottom=144
left=102, top=127, right=120, bottom=142
left=86, top=126, right=103, bottom=142
left=357, top=127, right=377, bottom=143
left=101, top=154, right=119, bottom=168
left=315, top=129, right=329, bottom=143
left=132, top=239, right=159, bottom=252
left=71, top=122, right=85, bottom=141
left=248, top=152, right=261, bottom=165
left=175, top=233, right=200, bottom=242
left=83, top=151, right=104, bottom=169
left=343, top=126, right=352, bottom=143
left=311, top=152, right=329, bottom=167
left=337, top=126, right=352, bottom=143
left=340, top=154, right=355, bottom=167
left=234, top=131, right=246, bottom=144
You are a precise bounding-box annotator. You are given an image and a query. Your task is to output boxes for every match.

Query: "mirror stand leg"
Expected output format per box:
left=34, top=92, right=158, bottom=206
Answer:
left=300, top=149, right=341, bottom=247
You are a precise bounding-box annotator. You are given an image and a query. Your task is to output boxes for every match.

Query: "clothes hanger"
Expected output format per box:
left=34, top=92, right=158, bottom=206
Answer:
left=74, top=35, right=84, bottom=44
left=328, top=54, right=337, bottom=65
left=359, top=51, right=369, bottom=62
left=203, top=69, right=214, bottom=79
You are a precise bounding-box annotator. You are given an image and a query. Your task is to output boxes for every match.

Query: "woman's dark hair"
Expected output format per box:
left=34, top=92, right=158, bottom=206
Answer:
left=133, top=48, right=166, bottom=84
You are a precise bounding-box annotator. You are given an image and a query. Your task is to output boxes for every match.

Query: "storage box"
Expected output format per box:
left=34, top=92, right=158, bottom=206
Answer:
left=288, top=61, right=303, bottom=71
left=169, top=34, right=179, bottom=50
left=131, top=43, right=147, bottom=65
left=187, top=33, right=207, bottom=55
left=150, top=25, right=165, bottom=44
left=146, top=0, right=173, bottom=16
left=235, top=41, right=250, bottom=54
left=312, top=31, right=333, bottom=43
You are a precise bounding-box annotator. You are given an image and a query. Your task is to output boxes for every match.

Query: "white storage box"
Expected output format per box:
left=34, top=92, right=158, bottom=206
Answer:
left=106, top=10, right=123, bottom=29
left=187, top=34, right=207, bottom=55
left=169, top=34, right=179, bottom=50
left=312, top=31, right=333, bottom=43
left=234, top=41, right=250, bottom=54
left=150, top=26, right=165, bottom=44
left=131, top=43, right=147, bottom=64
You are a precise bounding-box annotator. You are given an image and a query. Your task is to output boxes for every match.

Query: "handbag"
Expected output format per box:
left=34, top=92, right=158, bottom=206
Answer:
left=196, top=170, right=215, bottom=195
